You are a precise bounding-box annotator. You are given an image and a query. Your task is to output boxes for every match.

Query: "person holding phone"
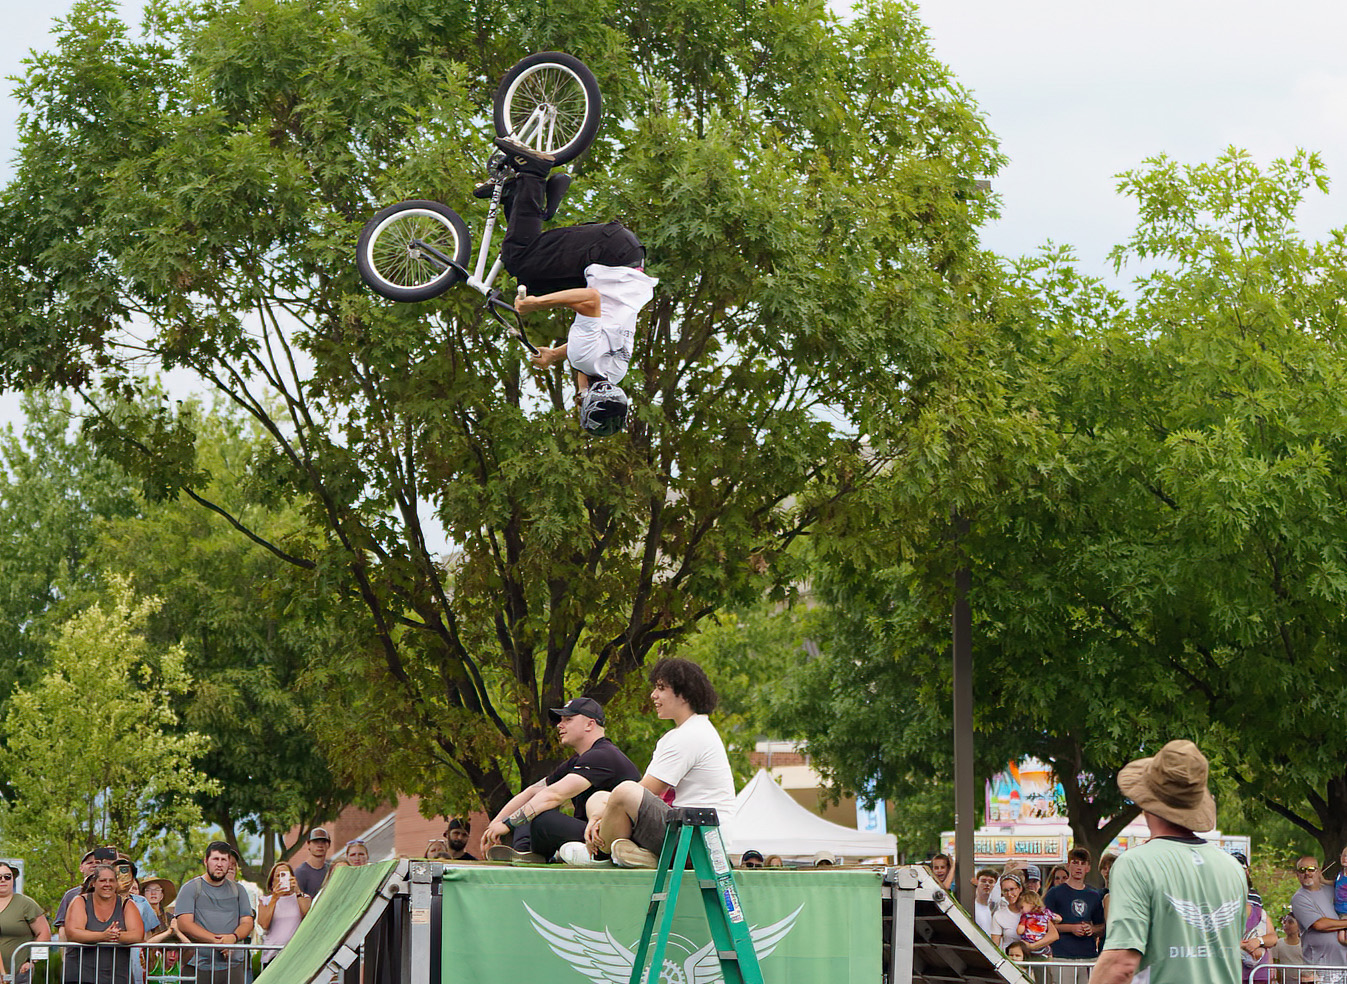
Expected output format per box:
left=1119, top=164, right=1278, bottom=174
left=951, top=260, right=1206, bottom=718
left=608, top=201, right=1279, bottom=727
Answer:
left=256, top=863, right=310, bottom=966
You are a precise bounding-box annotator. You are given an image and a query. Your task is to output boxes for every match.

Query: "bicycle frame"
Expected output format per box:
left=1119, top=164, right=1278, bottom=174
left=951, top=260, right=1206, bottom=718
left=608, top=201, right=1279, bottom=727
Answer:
left=463, top=179, right=508, bottom=295
left=458, top=95, right=563, bottom=291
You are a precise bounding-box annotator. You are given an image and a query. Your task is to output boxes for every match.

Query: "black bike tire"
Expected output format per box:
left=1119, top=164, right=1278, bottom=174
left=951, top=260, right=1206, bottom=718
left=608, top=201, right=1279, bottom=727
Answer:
left=493, top=52, right=602, bottom=166
left=356, top=200, right=472, bottom=302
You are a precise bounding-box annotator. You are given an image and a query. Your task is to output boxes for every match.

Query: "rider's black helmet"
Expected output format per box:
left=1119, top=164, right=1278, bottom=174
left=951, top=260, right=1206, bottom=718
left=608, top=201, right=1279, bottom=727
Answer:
left=579, top=381, right=629, bottom=437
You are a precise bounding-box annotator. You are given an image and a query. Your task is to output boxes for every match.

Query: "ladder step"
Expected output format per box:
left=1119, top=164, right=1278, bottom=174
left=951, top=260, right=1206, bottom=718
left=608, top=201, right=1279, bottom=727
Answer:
left=717, top=951, right=739, bottom=961
left=698, top=880, right=716, bottom=889
left=651, top=892, right=669, bottom=902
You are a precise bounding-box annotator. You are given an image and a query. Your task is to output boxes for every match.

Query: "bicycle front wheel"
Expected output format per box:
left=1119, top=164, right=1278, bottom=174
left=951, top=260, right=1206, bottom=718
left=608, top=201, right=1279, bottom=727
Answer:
left=493, top=52, right=602, bottom=165
left=356, top=200, right=471, bottom=302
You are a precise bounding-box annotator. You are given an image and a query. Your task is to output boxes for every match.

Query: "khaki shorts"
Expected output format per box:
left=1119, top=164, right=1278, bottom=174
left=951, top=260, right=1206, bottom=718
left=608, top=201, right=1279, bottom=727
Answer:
left=631, top=787, right=674, bottom=853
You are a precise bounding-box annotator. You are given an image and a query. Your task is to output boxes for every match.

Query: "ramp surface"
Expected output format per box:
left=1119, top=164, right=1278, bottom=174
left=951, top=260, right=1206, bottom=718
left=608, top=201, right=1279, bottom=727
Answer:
left=254, top=860, right=401, bottom=984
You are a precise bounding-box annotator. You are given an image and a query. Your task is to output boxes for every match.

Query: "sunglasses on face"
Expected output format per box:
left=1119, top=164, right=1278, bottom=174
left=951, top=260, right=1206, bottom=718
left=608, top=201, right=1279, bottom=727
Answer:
left=0, top=874, right=13, bottom=881
left=1296, top=866, right=1318, bottom=874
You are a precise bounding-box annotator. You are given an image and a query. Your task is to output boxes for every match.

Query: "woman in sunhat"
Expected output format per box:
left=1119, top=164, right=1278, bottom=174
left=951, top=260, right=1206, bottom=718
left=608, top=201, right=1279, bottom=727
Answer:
left=140, top=877, right=178, bottom=978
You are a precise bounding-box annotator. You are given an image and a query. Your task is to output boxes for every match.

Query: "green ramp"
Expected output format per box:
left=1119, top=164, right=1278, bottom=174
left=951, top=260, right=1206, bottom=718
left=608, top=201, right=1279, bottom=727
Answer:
left=255, top=860, right=402, bottom=984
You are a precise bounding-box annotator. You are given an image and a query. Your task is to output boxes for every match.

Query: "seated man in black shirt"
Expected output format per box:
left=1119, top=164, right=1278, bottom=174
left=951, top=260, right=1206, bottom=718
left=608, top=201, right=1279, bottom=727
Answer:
left=481, top=697, right=640, bottom=863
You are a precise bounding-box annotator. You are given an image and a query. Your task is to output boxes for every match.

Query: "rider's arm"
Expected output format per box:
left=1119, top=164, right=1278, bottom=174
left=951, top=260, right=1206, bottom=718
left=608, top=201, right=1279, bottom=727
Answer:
left=517, top=288, right=600, bottom=317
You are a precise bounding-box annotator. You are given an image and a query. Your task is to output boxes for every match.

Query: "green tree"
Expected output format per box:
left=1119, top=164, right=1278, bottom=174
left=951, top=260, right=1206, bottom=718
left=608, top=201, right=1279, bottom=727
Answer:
left=0, top=578, right=215, bottom=906
left=1093, top=149, right=1347, bottom=862
left=0, top=0, right=1004, bottom=811
left=787, top=149, right=1347, bottom=867
left=0, top=391, right=140, bottom=693
left=91, top=401, right=356, bottom=879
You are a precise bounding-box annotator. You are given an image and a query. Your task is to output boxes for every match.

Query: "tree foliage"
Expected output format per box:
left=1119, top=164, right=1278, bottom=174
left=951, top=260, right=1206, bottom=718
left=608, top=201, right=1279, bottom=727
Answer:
left=0, top=0, right=1004, bottom=811
left=90, top=403, right=356, bottom=878
left=1095, top=149, right=1347, bottom=861
left=0, top=578, right=215, bottom=906
left=781, top=149, right=1347, bottom=864
left=0, top=392, right=140, bottom=694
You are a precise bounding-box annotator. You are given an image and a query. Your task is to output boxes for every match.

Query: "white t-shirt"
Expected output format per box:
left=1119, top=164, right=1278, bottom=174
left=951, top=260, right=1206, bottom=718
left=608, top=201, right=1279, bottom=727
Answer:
left=566, top=264, right=657, bottom=385
left=991, top=904, right=1023, bottom=943
left=974, top=899, right=995, bottom=935
left=646, top=714, right=736, bottom=821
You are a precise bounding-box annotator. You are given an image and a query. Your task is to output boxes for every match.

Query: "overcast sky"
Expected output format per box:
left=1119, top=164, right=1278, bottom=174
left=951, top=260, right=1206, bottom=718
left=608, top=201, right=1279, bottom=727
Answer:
left=3, top=0, right=1347, bottom=428
left=915, top=0, right=1347, bottom=274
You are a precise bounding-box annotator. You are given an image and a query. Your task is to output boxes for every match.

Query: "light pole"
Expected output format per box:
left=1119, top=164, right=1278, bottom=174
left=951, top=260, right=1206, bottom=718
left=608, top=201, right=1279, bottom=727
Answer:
left=952, top=511, right=974, bottom=899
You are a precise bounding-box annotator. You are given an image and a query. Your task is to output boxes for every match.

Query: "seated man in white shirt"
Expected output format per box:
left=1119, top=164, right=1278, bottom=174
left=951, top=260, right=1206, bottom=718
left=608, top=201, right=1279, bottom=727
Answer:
left=494, top=137, right=658, bottom=437
left=564, top=658, right=736, bottom=868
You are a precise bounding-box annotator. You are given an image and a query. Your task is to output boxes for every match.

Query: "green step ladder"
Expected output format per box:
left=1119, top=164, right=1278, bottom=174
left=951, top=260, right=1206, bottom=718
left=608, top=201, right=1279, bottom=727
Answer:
left=627, top=807, right=764, bottom=984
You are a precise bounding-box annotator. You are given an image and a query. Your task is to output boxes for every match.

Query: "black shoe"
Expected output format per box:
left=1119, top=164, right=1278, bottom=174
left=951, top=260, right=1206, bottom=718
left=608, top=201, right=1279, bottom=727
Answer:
left=485, top=845, right=546, bottom=863
left=475, top=151, right=514, bottom=199
left=542, top=172, right=572, bottom=221
left=493, top=136, right=556, bottom=174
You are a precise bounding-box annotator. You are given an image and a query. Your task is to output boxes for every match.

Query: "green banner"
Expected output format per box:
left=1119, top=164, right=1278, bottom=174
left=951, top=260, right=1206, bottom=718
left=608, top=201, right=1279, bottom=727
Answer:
left=441, top=865, right=881, bottom=983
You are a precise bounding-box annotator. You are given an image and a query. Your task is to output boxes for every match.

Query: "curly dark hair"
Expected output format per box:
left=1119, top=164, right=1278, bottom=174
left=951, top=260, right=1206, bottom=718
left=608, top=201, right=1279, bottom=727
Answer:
left=649, top=658, right=718, bottom=714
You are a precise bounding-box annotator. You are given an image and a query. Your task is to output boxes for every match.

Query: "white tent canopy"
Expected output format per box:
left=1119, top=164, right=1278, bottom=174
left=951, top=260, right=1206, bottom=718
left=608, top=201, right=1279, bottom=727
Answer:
left=722, top=769, right=897, bottom=861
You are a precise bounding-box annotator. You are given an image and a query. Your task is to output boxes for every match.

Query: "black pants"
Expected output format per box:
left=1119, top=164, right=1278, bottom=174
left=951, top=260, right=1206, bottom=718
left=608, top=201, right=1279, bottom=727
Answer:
left=510, top=808, right=588, bottom=860
left=501, top=172, right=644, bottom=295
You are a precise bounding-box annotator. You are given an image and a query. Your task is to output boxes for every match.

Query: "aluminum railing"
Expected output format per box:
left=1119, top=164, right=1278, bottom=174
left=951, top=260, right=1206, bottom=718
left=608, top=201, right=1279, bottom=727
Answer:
left=1006, top=958, right=1347, bottom=984
left=8, top=940, right=283, bottom=984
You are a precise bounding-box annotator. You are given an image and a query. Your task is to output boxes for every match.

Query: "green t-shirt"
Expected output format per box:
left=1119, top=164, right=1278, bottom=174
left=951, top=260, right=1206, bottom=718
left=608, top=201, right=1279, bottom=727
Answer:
left=1103, top=836, right=1246, bottom=984
left=0, top=893, right=46, bottom=973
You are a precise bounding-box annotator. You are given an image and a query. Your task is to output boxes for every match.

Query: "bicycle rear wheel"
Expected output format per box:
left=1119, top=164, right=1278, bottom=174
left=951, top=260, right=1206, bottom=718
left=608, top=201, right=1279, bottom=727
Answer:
left=493, top=52, right=602, bottom=165
left=356, top=200, right=471, bottom=302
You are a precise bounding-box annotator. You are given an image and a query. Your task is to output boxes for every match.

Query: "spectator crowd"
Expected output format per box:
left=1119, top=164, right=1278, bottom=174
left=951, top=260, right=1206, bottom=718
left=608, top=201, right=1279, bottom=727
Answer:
left=0, top=824, right=452, bottom=983
left=3, top=664, right=1343, bottom=984
left=928, top=840, right=1347, bottom=983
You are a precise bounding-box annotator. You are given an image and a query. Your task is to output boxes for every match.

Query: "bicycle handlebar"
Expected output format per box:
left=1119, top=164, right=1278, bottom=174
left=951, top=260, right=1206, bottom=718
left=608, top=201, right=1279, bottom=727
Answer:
left=485, top=290, right=539, bottom=356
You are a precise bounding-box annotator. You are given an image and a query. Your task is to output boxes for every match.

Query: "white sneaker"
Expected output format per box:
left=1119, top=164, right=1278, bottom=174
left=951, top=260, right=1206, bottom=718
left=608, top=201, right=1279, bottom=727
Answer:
left=556, top=842, right=611, bottom=867
left=610, top=838, right=659, bottom=869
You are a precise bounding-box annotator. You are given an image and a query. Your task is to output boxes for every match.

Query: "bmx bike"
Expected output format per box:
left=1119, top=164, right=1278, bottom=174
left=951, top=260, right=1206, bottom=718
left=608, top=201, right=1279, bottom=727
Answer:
left=355, top=52, right=602, bottom=352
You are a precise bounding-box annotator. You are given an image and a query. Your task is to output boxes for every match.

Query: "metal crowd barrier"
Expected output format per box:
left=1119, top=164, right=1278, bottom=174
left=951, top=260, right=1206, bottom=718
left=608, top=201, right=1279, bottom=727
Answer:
left=1006, top=959, right=1347, bottom=984
left=1265, top=966, right=1347, bottom=984
left=1008, top=959, right=1093, bottom=984
left=9, top=940, right=284, bottom=984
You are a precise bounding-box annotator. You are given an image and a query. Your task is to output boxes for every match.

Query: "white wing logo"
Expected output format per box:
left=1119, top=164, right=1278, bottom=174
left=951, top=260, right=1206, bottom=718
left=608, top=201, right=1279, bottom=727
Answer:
left=525, top=901, right=803, bottom=984
left=1164, top=894, right=1243, bottom=936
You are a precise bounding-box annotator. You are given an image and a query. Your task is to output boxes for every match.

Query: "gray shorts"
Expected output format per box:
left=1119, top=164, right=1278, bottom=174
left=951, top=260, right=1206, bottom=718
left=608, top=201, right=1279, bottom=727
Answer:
left=631, top=788, right=673, bottom=853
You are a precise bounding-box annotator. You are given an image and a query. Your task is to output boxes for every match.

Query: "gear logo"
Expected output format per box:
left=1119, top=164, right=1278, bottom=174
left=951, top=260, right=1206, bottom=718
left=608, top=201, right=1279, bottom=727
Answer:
left=525, top=901, right=803, bottom=984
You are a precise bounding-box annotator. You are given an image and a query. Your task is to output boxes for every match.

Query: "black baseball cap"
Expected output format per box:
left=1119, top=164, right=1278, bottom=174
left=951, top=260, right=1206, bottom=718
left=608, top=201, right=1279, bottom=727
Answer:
left=548, top=697, right=605, bottom=726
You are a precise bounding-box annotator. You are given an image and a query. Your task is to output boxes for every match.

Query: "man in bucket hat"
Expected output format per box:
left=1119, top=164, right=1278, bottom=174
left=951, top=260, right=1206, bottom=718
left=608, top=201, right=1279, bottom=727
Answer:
left=1093, top=740, right=1246, bottom=984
